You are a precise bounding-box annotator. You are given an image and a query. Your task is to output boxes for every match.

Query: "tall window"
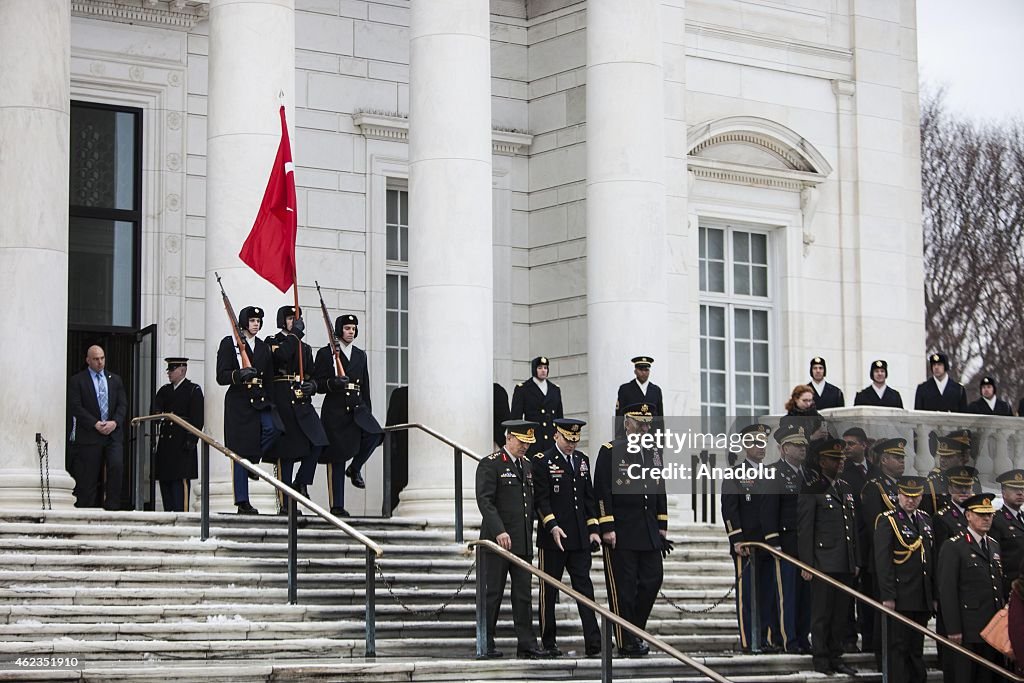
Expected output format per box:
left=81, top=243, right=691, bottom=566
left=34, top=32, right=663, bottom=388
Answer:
left=699, top=224, right=772, bottom=423
left=68, top=102, right=142, bottom=330
left=385, top=187, right=409, bottom=402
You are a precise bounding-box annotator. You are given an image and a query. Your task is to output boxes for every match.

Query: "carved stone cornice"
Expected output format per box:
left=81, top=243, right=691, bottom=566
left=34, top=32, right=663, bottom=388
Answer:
left=72, top=0, right=209, bottom=31
left=687, top=158, right=825, bottom=192
left=353, top=112, right=534, bottom=156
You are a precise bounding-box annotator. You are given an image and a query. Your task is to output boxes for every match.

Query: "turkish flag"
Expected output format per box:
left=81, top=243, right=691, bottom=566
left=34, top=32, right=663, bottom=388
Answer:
left=239, top=106, right=297, bottom=293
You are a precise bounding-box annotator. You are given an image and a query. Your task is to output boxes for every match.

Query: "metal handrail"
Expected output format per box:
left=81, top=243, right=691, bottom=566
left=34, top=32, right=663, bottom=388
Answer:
left=132, top=412, right=382, bottom=655
left=469, top=539, right=733, bottom=683
left=738, top=541, right=1024, bottom=682
left=381, top=422, right=485, bottom=543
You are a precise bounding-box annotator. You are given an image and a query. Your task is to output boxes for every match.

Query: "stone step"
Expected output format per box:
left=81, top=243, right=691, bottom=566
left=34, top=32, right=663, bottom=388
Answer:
left=0, top=637, right=358, bottom=661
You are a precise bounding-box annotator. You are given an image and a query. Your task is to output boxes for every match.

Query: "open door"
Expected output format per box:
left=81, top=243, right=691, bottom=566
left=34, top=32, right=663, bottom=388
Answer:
left=131, top=324, right=157, bottom=510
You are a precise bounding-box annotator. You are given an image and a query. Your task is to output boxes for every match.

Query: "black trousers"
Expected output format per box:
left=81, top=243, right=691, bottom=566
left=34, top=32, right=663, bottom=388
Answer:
left=945, top=640, right=1010, bottom=683
left=483, top=551, right=537, bottom=651
left=602, top=546, right=663, bottom=648
left=537, top=547, right=601, bottom=650
left=74, top=439, right=123, bottom=509
left=810, top=572, right=854, bottom=669
left=884, top=609, right=929, bottom=683
left=159, top=479, right=191, bottom=512
left=845, top=569, right=874, bottom=649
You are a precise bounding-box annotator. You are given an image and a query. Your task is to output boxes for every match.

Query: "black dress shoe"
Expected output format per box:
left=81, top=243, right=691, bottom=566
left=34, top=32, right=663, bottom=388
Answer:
left=516, top=646, right=548, bottom=659
left=330, top=507, right=350, bottom=517
left=585, top=644, right=602, bottom=657
left=543, top=645, right=562, bottom=658
left=236, top=502, right=259, bottom=515
left=618, top=643, right=649, bottom=658
left=346, top=465, right=365, bottom=489
left=477, top=648, right=503, bottom=660
left=759, top=643, right=782, bottom=654
left=841, top=642, right=860, bottom=654
left=832, top=662, right=857, bottom=675
left=813, top=664, right=834, bottom=675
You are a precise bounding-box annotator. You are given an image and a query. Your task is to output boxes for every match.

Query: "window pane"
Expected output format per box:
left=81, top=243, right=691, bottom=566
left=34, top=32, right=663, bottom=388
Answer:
left=70, top=107, right=136, bottom=210
left=735, top=342, right=750, bottom=372
left=386, top=311, right=399, bottom=345
left=386, top=274, right=399, bottom=309
left=708, top=262, right=725, bottom=293
left=387, top=189, right=398, bottom=225
left=399, top=190, right=409, bottom=225
left=733, top=231, right=749, bottom=263
left=400, top=311, right=408, bottom=346
left=734, top=264, right=750, bottom=296
left=68, top=217, right=135, bottom=327
left=752, top=266, right=768, bottom=297
left=707, top=228, right=724, bottom=259
left=751, top=233, right=767, bottom=264
left=709, top=373, right=726, bottom=403
left=700, top=339, right=707, bottom=367
left=754, top=376, right=770, bottom=406
left=735, top=375, right=752, bottom=405
left=709, top=339, right=726, bottom=371
left=753, top=343, right=769, bottom=373
left=387, top=348, right=399, bottom=383
left=401, top=349, right=408, bottom=383
left=400, top=275, right=408, bottom=309
left=400, top=226, right=409, bottom=262
left=734, top=309, right=750, bottom=339
left=699, top=260, right=707, bottom=292
left=708, top=306, right=725, bottom=338
left=387, top=225, right=398, bottom=261
left=752, top=310, right=769, bottom=340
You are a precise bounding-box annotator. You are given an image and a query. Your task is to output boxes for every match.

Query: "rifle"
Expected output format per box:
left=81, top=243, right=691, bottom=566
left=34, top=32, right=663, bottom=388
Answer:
left=215, top=272, right=252, bottom=369
left=315, top=280, right=347, bottom=378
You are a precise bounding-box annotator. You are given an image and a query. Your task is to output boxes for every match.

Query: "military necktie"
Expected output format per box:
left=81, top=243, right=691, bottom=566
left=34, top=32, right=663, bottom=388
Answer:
left=515, top=458, right=523, bottom=479
left=982, top=536, right=989, bottom=556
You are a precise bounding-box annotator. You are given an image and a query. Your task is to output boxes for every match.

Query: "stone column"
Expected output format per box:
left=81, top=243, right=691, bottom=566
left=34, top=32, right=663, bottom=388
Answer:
left=0, top=0, right=76, bottom=510
left=203, top=0, right=295, bottom=511
left=400, top=0, right=493, bottom=520
left=586, top=0, right=668, bottom=447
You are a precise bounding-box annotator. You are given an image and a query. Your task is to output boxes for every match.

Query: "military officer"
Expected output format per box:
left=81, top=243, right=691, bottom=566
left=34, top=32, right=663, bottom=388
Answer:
left=313, top=314, right=383, bottom=516
left=265, top=306, right=329, bottom=512
left=808, top=357, right=845, bottom=410
left=510, top=356, right=564, bottom=457
left=797, top=438, right=860, bottom=675
left=922, top=430, right=973, bottom=516
left=914, top=352, right=968, bottom=413
left=853, top=359, right=904, bottom=408
left=594, top=403, right=669, bottom=657
left=151, top=357, right=204, bottom=512
left=840, top=427, right=877, bottom=653
left=874, top=475, right=934, bottom=683
left=937, top=493, right=1007, bottom=683
left=933, top=466, right=979, bottom=552
left=215, top=305, right=282, bottom=515
left=476, top=420, right=547, bottom=660
left=615, top=357, right=664, bottom=438
left=721, top=422, right=778, bottom=653
left=968, top=376, right=1014, bottom=416
left=532, top=418, right=601, bottom=657
left=991, top=469, right=1024, bottom=595
left=762, top=423, right=816, bottom=654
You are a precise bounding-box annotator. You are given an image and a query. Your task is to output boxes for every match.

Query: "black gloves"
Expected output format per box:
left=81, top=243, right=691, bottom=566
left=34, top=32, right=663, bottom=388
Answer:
left=291, top=318, right=305, bottom=338
left=661, top=538, right=675, bottom=559
left=235, top=367, right=258, bottom=384
left=590, top=539, right=601, bottom=553
left=327, top=376, right=347, bottom=392
left=298, top=380, right=316, bottom=395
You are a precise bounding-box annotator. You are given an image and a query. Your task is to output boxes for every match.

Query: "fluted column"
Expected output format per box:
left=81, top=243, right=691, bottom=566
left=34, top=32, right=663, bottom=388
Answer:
left=0, top=0, right=76, bottom=509
left=586, top=0, right=668, bottom=446
left=400, top=0, right=493, bottom=519
left=203, top=0, right=295, bottom=511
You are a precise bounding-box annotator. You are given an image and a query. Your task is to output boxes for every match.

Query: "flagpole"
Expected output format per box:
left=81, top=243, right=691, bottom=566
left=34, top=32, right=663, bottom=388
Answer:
left=292, top=268, right=304, bottom=380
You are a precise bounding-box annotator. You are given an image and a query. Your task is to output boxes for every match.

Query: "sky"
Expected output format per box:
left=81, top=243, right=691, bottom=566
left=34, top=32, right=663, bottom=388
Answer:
left=916, top=0, right=1024, bottom=124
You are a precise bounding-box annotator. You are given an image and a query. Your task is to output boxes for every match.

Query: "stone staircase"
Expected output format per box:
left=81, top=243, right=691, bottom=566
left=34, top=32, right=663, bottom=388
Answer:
left=0, top=509, right=943, bottom=681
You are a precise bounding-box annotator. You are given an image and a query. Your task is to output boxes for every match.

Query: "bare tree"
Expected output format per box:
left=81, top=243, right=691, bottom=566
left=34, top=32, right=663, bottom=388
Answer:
left=921, top=90, right=1024, bottom=408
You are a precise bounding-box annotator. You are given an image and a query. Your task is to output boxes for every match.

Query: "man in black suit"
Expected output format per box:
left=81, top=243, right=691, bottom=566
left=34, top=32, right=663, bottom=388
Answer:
left=839, top=426, right=877, bottom=652
left=151, top=357, right=204, bottom=512
left=68, top=345, right=128, bottom=509
left=808, top=356, right=844, bottom=409
left=615, top=356, right=664, bottom=439
left=853, top=359, right=904, bottom=408
left=510, top=356, right=563, bottom=456
left=914, top=352, right=967, bottom=412
left=967, top=376, right=1013, bottom=416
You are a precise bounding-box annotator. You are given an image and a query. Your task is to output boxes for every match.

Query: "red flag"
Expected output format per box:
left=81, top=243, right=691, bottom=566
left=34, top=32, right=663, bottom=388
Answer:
left=239, top=106, right=297, bottom=293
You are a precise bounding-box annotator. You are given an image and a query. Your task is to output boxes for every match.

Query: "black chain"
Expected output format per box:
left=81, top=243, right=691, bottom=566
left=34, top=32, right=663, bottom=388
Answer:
left=36, top=435, right=51, bottom=510
left=657, top=557, right=745, bottom=615
left=374, top=558, right=477, bottom=619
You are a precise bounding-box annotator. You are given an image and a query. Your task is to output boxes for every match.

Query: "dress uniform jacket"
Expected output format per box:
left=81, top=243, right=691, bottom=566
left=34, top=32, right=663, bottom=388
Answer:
left=853, top=386, right=904, bottom=408
left=938, top=532, right=1006, bottom=643
left=313, top=343, right=381, bottom=463
left=763, top=461, right=819, bottom=557
left=477, top=449, right=536, bottom=557
left=861, top=475, right=899, bottom=537
left=594, top=439, right=668, bottom=550
left=493, top=383, right=511, bottom=449
left=510, top=380, right=563, bottom=456
left=216, top=335, right=276, bottom=460
left=874, top=508, right=934, bottom=610
left=798, top=477, right=861, bottom=574
left=615, top=381, right=664, bottom=421
left=991, top=506, right=1024, bottom=592
left=151, top=378, right=204, bottom=480
left=921, top=468, right=949, bottom=517
left=533, top=445, right=597, bottom=552
left=722, top=462, right=773, bottom=551
left=967, top=397, right=1014, bottom=416
left=812, top=382, right=845, bottom=410
left=914, top=378, right=968, bottom=412
left=265, top=331, right=329, bottom=463
left=934, top=504, right=970, bottom=554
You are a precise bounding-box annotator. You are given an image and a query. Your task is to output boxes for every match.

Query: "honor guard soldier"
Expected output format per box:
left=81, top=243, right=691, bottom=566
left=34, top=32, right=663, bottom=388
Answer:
left=476, top=420, right=547, bottom=660
left=510, top=356, right=564, bottom=457
left=937, top=493, right=1006, bottom=683
left=151, top=357, right=204, bottom=512
left=615, top=357, right=664, bottom=438
left=914, top=352, right=968, bottom=412
left=721, top=423, right=778, bottom=653
left=762, top=423, right=816, bottom=654
left=313, top=314, right=383, bottom=516
left=922, top=430, right=973, bottom=516
left=532, top=418, right=602, bottom=658
left=853, top=360, right=904, bottom=408
left=216, top=306, right=282, bottom=515
left=991, top=469, right=1024, bottom=594
left=265, top=306, right=329, bottom=512
left=968, top=376, right=1014, bottom=416
left=873, top=475, right=934, bottom=683
left=808, top=357, right=845, bottom=410
left=798, top=438, right=860, bottom=676
left=594, top=403, right=670, bottom=657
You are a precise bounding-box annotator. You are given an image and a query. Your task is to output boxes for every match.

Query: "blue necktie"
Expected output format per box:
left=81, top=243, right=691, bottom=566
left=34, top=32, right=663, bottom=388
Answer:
left=97, top=373, right=109, bottom=421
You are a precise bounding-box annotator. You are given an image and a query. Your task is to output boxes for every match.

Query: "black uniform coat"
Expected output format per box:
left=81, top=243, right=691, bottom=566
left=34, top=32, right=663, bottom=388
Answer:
left=967, top=396, right=1013, bottom=416
left=914, top=377, right=968, bottom=412
left=266, top=331, right=329, bottom=463
left=721, top=460, right=773, bottom=552
left=615, top=380, right=664, bottom=419
left=533, top=444, right=598, bottom=552
left=873, top=507, right=934, bottom=611
left=314, top=343, right=381, bottom=463
left=152, top=378, right=204, bottom=480
left=812, top=382, right=845, bottom=410
left=216, top=335, right=276, bottom=460
left=798, top=476, right=861, bottom=574
left=762, top=460, right=818, bottom=557
left=937, top=532, right=1006, bottom=643
left=921, top=468, right=949, bottom=517
left=990, top=505, right=1024, bottom=590
left=853, top=385, right=904, bottom=408
left=68, top=369, right=128, bottom=445
left=510, top=380, right=563, bottom=456
left=493, top=383, right=511, bottom=449
left=476, top=448, right=535, bottom=557
left=933, top=504, right=969, bottom=554
left=385, top=385, right=408, bottom=511
left=594, top=439, right=668, bottom=551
